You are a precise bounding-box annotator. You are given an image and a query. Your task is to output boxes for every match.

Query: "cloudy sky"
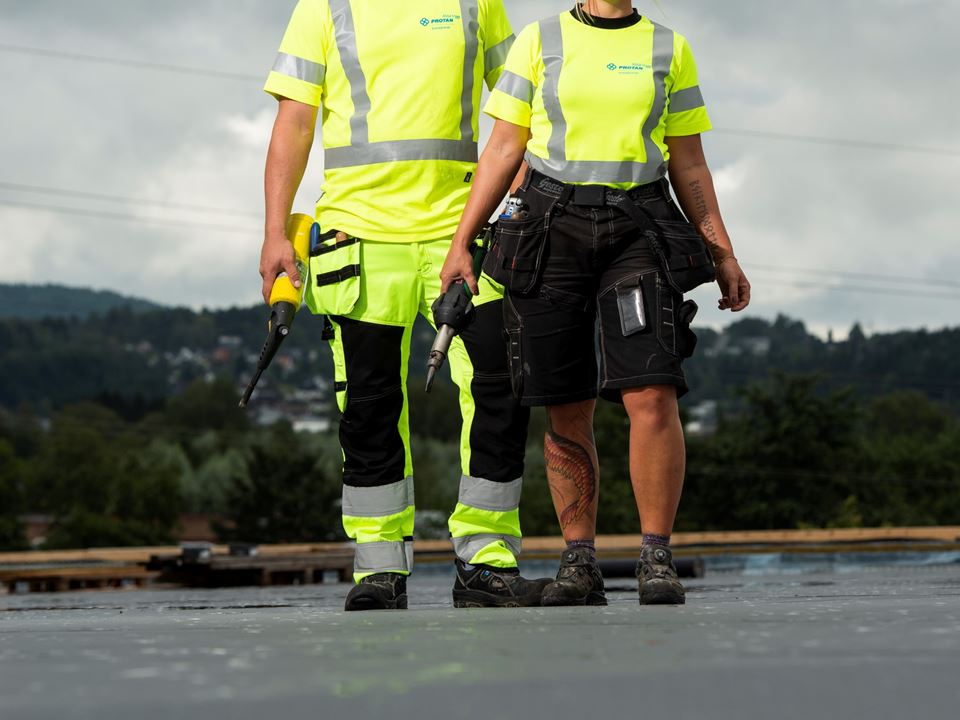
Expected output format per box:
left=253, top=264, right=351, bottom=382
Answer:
left=1, top=0, right=957, bottom=336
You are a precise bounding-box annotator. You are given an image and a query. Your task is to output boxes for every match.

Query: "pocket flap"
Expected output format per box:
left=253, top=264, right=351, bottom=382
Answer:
left=653, top=219, right=702, bottom=239
left=305, top=231, right=362, bottom=316
left=316, top=263, right=361, bottom=287
left=665, top=251, right=712, bottom=271
left=312, top=236, right=360, bottom=256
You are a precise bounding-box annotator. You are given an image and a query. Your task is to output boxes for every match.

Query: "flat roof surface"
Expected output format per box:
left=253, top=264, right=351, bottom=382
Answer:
left=2, top=559, right=959, bottom=720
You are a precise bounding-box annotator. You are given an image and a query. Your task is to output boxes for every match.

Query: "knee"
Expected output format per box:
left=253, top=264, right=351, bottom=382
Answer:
left=546, top=400, right=595, bottom=437
left=622, top=386, right=679, bottom=432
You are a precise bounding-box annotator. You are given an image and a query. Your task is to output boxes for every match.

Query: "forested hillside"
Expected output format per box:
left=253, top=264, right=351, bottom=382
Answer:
left=1, top=293, right=957, bottom=412
left=0, top=283, right=161, bottom=320
left=1, top=286, right=958, bottom=550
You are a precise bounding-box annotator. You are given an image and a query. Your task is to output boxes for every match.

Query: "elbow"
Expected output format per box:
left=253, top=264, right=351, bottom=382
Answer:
left=669, top=158, right=710, bottom=179
left=298, top=125, right=316, bottom=145
left=484, top=140, right=526, bottom=172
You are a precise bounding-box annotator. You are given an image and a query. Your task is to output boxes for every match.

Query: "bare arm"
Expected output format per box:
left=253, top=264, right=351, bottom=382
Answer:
left=440, top=119, right=530, bottom=294
left=260, top=99, right=319, bottom=304
left=666, top=134, right=751, bottom=312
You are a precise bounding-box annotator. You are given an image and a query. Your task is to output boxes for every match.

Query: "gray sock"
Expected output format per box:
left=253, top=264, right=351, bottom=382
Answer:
left=642, top=533, right=671, bottom=547
left=566, top=540, right=596, bottom=559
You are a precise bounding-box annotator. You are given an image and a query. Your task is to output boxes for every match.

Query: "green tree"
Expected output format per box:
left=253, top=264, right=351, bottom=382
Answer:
left=219, top=422, right=342, bottom=543
left=0, top=439, right=27, bottom=550
left=680, top=374, right=861, bottom=530
left=857, top=392, right=960, bottom=526
left=163, top=377, right=250, bottom=438
left=32, top=403, right=185, bottom=549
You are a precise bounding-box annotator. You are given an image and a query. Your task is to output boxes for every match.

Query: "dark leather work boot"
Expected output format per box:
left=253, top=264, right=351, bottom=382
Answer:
left=542, top=547, right=607, bottom=607
left=452, top=560, right=551, bottom=608
left=344, top=572, right=408, bottom=611
left=636, top=544, right=686, bottom=605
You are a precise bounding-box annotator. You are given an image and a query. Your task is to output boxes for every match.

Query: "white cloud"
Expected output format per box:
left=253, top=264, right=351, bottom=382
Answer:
left=0, top=0, right=957, bottom=330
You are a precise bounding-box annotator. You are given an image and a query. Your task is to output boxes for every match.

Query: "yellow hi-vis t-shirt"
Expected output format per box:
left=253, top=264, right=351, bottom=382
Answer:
left=264, top=0, right=514, bottom=242
left=484, top=12, right=712, bottom=189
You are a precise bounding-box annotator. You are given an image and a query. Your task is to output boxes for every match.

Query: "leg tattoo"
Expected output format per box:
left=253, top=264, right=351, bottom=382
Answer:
left=544, top=424, right=597, bottom=529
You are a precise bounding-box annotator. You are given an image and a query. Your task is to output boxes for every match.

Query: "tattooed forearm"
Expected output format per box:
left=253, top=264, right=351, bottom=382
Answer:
left=544, top=428, right=597, bottom=529
left=689, top=178, right=731, bottom=262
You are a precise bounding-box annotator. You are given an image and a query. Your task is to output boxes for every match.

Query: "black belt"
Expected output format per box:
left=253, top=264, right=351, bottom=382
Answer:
left=525, top=169, right=668, bottom=207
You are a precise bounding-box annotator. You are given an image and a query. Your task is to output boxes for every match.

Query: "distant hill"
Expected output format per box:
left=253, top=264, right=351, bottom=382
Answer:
left=0, top=284, right=162, bottom=320
left=0, top=283, right=957, bottom=414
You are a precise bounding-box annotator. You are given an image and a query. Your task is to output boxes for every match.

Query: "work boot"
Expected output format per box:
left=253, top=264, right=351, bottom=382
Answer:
left=452, top=559, right=551, bottom=608
left=542, top=547, right=607, bottom=607
left=344, top=572, right=408, bottom=611
left=636, top=544, right=685, bottom=605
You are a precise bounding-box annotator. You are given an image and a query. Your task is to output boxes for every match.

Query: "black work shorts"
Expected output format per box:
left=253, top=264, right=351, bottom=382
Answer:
left=503, top=172, right=696, bottom=407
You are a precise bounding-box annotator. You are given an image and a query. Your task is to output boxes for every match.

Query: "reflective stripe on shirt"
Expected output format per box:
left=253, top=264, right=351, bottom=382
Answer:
left=329, top=0, right=481, bottom=161
left=533, top=16, right=676, bottom=186
left=272, top=52, right=326, bottom=86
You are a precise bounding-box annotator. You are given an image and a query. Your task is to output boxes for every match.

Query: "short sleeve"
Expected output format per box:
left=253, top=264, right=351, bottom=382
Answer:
left=480, top=0, right=515, bottom=89
left=664, top=35, right=712, bottom=137
left=483, top=22, right=540, bottom=128
left=264, top=0, right=330, bottom=107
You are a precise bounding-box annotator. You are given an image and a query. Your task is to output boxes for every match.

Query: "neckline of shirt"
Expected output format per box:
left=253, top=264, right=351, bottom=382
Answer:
left=568, top=6, right=643, bottom=30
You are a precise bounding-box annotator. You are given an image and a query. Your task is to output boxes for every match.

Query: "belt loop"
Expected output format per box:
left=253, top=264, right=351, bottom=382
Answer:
left=553, top=184, right=574, bottom=215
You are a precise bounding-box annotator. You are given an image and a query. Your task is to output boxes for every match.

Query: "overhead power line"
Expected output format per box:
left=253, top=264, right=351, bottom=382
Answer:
left=3, top=42, right=959, bottom=157
left=0, top=181, right=260, bottom=218
left=3, top=198, right=959, bottom=300
left=748, top=276, right=960, bottom=301
left=1, top=178, right=957, bottom=291
left=712, top=128, right=960, bottom=158
left=749, top=263, right=960, bottom=290
left=0, top=198, right=258, bottom=234
left=0, top=42, right=261, bottom=82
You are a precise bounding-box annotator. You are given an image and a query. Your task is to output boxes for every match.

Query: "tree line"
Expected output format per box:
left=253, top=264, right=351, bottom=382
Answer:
left=2, top=297, right=959, bottom=413
left=2, top=372, right=958, bottom=551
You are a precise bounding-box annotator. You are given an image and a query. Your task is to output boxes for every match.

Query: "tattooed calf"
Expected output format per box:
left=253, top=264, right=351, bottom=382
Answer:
left=544, top=430, right=597, bottom=529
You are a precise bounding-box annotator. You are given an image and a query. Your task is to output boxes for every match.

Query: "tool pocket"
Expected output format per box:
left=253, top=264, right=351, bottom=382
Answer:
left=676, top=299, right=699, bottom=359
left=483, top=215, right=549, bottom=296
left=305, top=232, right=361, bottom=317
left=647, top=219, right=716, bottom=295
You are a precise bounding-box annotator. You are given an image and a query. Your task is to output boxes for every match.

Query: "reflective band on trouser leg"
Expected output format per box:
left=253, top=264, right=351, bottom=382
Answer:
left=441, top=320, right=523, bottom=568
left=425, top=274, right=528, bottom=569
left=341, top=323, right=415, bottom=581
left=334, top=257, right=420, bottom=581
left=327, top=0, right=480, bottom=166
left=353, top=539, right=409, bottom=575
left=449, top=475, right=523, bottom=567
left=342, top=477, right=415, bottom=518
left=343, top=476, right=415, bottom=580
left=531, top=17, right=676, bottom=186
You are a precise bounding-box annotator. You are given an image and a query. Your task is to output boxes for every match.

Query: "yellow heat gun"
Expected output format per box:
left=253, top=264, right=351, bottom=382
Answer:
left=239, top=213, right=316, bottom=408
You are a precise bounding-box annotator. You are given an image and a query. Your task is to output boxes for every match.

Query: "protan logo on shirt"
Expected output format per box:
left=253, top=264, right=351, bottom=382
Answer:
left=419, top=14, right=461, bottom=30
left=607, top=62, right=651, bottom=75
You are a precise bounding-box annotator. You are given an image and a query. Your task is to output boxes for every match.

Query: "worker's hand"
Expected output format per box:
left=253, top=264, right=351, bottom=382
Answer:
left=716, top=258, right=751, bottom=312
left=440, top=245, right=479, bottom=296
left=259, top=231, right=301, bottom=305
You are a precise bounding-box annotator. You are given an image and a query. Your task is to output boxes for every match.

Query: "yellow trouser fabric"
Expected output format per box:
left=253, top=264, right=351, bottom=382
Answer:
left=316, top=238, right=523, bottom=581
